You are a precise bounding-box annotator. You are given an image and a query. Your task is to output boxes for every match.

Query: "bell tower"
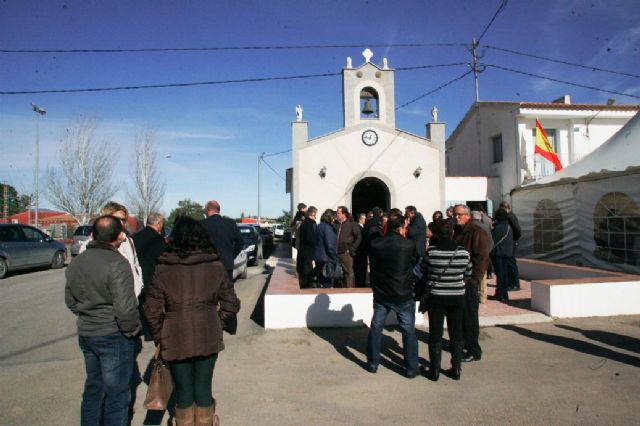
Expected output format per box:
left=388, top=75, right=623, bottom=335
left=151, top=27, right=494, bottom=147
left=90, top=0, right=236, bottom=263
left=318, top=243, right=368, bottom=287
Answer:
left=342, top=49, right=395, bottom=129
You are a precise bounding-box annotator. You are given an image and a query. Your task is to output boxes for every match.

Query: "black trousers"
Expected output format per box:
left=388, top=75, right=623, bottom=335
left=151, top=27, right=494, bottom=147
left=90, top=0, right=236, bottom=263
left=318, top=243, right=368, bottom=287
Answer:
left=507, top=244, right=520, bottom=288
left=492, top=256, right=511, bottom=298
left=463, top=281, right=482, bottom=358
left=427, top=295, right=466, bottom=367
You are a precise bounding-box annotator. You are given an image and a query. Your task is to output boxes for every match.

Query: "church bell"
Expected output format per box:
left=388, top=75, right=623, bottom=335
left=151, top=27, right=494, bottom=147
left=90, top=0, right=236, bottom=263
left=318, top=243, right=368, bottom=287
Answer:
left=362, top=99, right=375, bottom=115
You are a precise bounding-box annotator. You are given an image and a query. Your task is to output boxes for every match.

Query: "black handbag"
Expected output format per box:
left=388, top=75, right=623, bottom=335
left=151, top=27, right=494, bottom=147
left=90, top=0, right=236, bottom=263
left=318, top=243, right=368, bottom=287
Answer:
left=322, top=261, right=342, bottom=279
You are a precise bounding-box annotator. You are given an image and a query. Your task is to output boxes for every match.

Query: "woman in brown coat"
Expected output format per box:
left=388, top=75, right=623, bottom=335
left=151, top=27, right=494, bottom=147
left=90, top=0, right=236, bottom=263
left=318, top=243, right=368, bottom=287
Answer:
left=145, top=216, right=240, bottom=425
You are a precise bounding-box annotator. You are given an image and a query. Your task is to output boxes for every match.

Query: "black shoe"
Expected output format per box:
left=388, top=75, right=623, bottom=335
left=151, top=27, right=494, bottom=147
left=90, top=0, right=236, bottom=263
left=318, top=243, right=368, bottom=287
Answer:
left=508, top=286, right=521, bottom=291
left=445, top=366, right=461, bottom=380
left=366, top=364, right=378, bottom=374
left=462, top=353, right=480, bottom=362
left=406, top=369, right=418, bottom=379
left=426, top=368, right=440, bottom=382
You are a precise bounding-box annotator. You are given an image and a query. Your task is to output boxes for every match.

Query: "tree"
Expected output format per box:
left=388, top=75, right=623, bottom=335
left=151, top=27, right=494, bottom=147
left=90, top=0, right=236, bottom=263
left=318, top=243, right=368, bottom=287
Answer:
left=277, top=209, right=292, bottom=225
left=167, top=199, right=204, bottom=226
left=0, top=183, right=31, bottom=218
left=127, top=126, right=166, bottom=226
left=44, top=117, right=117, bottom=224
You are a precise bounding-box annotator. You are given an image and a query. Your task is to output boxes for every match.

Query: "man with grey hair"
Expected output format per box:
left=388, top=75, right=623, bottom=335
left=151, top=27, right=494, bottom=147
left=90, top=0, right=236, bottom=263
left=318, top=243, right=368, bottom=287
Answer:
left=132, top=212, right=167, bottom=294
left=453, top=204, right=492, bottom=363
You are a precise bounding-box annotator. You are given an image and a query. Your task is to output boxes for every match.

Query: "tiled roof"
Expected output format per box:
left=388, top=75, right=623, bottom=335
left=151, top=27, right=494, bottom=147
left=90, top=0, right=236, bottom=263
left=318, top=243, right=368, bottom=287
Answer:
left=520, top=102, right=640, bottom=111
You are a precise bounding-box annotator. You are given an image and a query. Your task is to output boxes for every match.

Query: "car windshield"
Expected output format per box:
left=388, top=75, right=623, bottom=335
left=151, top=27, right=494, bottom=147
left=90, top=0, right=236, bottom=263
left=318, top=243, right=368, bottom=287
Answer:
left=74, top=226, right=93, bottom=236
left=239, top=227, right=255, bottom=236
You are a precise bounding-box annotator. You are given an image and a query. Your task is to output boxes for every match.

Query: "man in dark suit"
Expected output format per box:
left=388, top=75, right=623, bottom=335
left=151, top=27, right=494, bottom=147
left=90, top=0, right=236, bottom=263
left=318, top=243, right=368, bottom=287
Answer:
left=405, top=205, right=427, bottom=259
left=202, top=200, right=244, bottom=280
left=335, top=206, right=362, bottom=288
left=366, top=211, right=419, bottom=378
left=132, top=212, right=167, bottom=291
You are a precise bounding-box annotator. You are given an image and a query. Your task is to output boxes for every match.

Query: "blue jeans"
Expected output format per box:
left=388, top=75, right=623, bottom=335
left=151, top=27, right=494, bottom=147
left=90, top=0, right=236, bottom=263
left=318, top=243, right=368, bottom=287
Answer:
left=78, top=332, right=135, bottom=426
left=366, top=300, right=419, bottom=373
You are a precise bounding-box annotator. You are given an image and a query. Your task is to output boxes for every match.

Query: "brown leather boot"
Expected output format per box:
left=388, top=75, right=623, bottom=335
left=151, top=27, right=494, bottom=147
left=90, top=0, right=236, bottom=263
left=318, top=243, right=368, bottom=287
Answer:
left=195, top=399, right=219, bottom=426
left=173, top=404, right=195, bottom=426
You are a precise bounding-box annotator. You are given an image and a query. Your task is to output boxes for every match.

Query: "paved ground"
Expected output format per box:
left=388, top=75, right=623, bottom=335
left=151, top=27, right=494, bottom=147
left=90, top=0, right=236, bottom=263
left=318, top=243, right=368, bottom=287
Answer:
left=1, top=244, right=639, bottom=425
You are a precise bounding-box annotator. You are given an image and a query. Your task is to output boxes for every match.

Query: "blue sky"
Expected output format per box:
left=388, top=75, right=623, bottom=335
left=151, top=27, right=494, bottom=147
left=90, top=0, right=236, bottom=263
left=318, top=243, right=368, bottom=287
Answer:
left=1, top=0, right=639, bottom=220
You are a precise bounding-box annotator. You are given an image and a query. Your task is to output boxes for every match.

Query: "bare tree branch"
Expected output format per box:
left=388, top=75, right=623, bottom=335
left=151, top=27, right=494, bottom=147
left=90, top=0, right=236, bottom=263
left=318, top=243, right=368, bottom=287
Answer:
left=126, top=126, right=166, bottom=226
left=44, top=117, right=118, bottom=224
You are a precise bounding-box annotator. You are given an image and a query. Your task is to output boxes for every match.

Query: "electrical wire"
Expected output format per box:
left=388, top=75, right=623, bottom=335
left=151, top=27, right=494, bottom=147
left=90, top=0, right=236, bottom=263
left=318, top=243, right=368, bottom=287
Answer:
left=0, top=42, right=466, bottom=54
left=261, top=157, right=285, bottom=181
left=0, top=63, right=468, bottom=95
left=477, top=0, right=508, bottom=43
left=0, top=72, right=341, bottom=95
left=486, top=64, right=640, bottom=100
left=484, top=45, right=640, bottom=79
left=395, top=69, right=474, bottom=110
left=262, top=149, right=291, bottom=158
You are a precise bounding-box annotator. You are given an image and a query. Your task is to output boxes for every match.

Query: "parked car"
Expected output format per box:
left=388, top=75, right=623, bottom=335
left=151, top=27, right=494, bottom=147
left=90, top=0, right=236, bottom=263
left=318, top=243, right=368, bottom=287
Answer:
left=233, top=249, right=248, bottom=280
left=273, top=224, right=284, bottom=238
left=238, top=224, right=263, bottom=266
left=259, top=226, right=275, bottom=251
left=0, top=224, right=67, bottom=279
left=70, top=225, right=93, bottom=256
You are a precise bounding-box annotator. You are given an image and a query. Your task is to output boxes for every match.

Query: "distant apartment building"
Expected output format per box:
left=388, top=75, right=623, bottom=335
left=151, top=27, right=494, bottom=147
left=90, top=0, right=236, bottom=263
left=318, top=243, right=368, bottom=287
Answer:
left=445, top=96, right=640, bottom=203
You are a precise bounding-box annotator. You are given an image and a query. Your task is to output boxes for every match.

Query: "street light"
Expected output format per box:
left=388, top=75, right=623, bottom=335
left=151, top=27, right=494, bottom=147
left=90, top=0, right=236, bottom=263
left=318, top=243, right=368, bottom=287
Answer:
left=31, top=103, right=46, bottom=228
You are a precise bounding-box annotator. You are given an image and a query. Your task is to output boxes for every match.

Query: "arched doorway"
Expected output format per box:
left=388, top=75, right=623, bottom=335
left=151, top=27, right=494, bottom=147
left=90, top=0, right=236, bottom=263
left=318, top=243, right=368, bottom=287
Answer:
left=352, top=177, right=390, bottom=217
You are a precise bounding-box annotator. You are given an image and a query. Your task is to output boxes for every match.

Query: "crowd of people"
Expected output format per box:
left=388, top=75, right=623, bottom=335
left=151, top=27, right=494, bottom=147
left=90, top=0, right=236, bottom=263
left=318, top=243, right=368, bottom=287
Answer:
left=291, top=200, right=522, bottom=381
left=65, top=200, right=241, bottom=426
left=63, top=196, right=522, bottom=424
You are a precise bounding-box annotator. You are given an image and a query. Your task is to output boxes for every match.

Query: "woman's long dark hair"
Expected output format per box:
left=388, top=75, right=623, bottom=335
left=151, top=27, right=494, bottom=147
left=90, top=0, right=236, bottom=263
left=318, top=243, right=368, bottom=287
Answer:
left=169, top=216, right=216, bottom=258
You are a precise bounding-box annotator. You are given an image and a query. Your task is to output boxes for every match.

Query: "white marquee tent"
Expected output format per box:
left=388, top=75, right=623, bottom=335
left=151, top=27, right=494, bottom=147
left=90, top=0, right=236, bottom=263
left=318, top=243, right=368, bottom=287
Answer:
left=511, top=112, right=640, bottom=274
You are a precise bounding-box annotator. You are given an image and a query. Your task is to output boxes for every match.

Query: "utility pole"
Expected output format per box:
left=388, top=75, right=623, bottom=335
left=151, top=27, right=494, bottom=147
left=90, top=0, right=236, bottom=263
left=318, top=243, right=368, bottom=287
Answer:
left=31, top=103, right=46, bottom=228
left=257, top=152, right=264, bottom=226
left=471, top=38, right=480, bottom=101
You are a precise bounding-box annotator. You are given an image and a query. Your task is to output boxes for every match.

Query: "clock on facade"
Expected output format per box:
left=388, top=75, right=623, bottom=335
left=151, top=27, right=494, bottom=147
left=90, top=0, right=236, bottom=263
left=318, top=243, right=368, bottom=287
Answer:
left=362, top=129, right=378, bottom=146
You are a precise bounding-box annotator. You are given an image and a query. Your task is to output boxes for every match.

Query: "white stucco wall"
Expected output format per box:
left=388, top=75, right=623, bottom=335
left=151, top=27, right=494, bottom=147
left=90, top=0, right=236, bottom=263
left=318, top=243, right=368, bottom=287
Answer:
left=293, top=124, right=443, bottom=216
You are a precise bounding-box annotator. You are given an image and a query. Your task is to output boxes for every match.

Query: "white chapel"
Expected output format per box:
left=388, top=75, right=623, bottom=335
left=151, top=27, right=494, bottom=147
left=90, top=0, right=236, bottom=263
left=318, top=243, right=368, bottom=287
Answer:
left=289, top=50, right=446, bottom=217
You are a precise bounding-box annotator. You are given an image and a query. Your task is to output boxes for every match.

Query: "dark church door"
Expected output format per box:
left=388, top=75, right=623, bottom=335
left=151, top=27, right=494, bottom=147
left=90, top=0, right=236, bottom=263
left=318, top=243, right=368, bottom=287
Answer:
left=351, top=177, right=390, bottom=217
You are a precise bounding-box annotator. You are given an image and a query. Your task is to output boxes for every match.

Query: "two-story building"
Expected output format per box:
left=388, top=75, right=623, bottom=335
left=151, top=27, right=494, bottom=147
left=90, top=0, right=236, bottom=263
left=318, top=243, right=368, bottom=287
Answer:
left=445, top=97, right=640, bottom=204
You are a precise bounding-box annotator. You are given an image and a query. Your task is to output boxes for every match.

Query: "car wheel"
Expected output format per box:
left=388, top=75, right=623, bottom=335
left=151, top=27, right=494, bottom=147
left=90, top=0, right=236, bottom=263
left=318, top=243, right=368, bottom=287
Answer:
left=0, top=257, right=9, bottom=280
left=51, top=251, right=65, bottom=269
left=0, top=258, right=8, bottom=279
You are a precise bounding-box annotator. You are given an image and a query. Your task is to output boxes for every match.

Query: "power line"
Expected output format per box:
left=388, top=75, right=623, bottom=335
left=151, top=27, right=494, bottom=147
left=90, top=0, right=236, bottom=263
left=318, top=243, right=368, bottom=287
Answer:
left=0, top=63, right=467, bottom=95
left=477, top=0, right=508, bottom=43
left=396, top=69, right=474, bottom=110
left=261, top=157, right=285, bottom=181
left=485, top=45, right=640, bottom=79
left=486, top=64, right=640, bottom=100
left=0, top=42, right=466, bottom=54
left=0, top=72, right=341, bottom=95
left=262, top=149, right=291, bottom=158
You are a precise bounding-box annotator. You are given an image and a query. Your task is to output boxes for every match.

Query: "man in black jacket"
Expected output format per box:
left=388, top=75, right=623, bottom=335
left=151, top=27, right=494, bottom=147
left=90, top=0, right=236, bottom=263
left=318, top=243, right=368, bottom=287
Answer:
left=132, top=212, right=167, bottom=291
left=405, top=205, right=427, bottom=258
left=66, top=215, right=141, bottom=425
left=202, top=200, right=244, bottom=280
left=366, top=211, right=419, bottom=378
left=499, top=201, right=522, bottom=290
left=132, top=212, right=167, bottom=340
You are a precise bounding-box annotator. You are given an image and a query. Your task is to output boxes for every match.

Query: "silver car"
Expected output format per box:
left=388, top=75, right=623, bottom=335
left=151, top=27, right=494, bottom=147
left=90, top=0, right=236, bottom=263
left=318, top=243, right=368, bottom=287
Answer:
left=0, top=224, right=67, bottom=279
left=70, top=225, right=93, bottom=256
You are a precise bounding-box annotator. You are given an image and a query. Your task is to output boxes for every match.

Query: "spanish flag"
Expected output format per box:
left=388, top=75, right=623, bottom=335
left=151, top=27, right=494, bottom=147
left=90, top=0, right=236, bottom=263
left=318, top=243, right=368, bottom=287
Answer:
left=535, top=119, right=563, bottom=171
